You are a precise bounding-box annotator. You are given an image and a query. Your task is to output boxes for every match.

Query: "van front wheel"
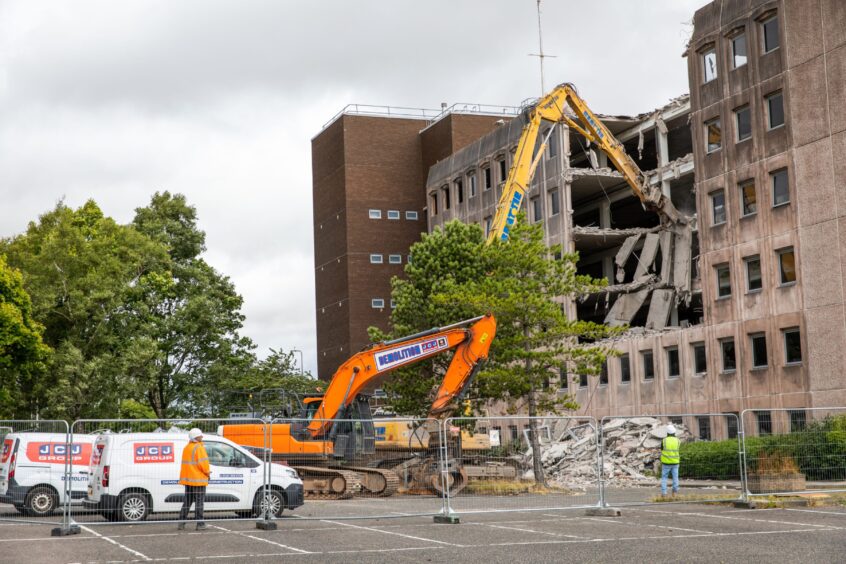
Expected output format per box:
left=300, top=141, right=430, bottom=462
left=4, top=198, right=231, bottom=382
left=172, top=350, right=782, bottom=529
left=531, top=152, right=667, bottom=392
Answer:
left=23, top=486, right=58, bottom=517
left=118, top=492, right=150, bottom=522
left=253, top=489, right=284, bottom=518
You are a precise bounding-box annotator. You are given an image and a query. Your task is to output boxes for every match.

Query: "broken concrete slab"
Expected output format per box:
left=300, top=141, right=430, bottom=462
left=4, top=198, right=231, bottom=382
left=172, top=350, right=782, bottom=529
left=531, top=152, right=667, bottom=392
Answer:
left=615, top=234, right=641, bottom=283
left=633, top=233, right=660, bottom=280
left=672, top=226, right=693, bottom=302
left=645, top=289, right=674, bottom=330
left=604, top=289, right=650, bottom=326
left=658, top=230, right=673, bottom=284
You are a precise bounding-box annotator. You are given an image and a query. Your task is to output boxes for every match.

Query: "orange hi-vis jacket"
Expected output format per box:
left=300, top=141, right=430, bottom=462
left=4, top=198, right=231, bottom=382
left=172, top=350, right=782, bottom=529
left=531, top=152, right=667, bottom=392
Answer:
left=179, top=441, right=210, bottom=487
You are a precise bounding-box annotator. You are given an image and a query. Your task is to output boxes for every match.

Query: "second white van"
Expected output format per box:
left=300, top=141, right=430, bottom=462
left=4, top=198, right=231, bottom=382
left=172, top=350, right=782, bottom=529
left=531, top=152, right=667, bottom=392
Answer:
left=84, top=432, right=303, bottom=522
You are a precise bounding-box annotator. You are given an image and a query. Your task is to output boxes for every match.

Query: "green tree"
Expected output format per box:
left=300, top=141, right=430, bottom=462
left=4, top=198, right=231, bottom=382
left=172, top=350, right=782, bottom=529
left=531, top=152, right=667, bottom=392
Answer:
left=130, top=192, right=255, bottom=417
left=1, top=201, right=169, bottom=419
left=0, top=256, right=49, bottom=417
left=373, top=217, right=624, bottom=483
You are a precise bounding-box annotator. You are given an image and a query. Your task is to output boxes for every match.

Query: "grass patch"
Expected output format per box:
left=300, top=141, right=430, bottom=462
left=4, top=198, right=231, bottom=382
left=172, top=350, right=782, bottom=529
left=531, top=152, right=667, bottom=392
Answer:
left=463, top=479, right=575, bottom=496
left=649, top=492, right=740, bottom=504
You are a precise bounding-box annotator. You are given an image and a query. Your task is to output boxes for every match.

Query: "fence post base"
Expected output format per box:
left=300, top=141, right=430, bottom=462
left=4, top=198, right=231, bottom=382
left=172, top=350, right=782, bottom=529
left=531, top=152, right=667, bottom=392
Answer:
left=51, top=525, right=81, bottom=537
left=256, top=520, right=278, bottom=530
left=585, top=507, right=622, bottom=517
left=433, top=512, right=460, bottom=524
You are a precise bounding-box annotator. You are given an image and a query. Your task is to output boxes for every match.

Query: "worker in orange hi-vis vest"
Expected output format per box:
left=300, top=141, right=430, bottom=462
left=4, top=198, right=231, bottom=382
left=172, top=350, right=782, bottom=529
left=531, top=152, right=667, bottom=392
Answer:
left=177, top=428, right=211, bottom=530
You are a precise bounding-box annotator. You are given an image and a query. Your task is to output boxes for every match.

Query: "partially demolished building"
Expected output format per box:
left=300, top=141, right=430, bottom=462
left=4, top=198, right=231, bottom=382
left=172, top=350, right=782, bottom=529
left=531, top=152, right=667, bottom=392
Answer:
left=313, top=0, right=846, bottom=440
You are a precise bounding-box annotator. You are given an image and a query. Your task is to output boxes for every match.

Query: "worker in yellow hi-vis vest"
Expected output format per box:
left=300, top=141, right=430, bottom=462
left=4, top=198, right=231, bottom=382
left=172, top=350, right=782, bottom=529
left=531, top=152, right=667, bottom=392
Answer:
left=178, top=428, right=211, bottom=530
left=660, top=424, right=680, bottom=497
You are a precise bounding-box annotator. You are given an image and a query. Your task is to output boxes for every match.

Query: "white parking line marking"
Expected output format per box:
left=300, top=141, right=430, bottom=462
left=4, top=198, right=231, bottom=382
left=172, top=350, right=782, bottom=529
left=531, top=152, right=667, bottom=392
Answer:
left=485, top=523, right=585, bottom=539
left=209, top=524, right=311, bottom=553
left=79, top=525, right=152, bottom=561
left=583, top=516, right=714, bottom=535
left=321, top=519, right=462, bottom=546
left=785, top=508, right=846, bottom=516
left=631, top=508, right=846, bottom=530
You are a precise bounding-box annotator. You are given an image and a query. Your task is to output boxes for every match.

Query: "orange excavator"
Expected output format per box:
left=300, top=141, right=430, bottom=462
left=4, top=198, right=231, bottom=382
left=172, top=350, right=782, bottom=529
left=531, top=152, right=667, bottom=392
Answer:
left=220, top=314, right=496, bottom=499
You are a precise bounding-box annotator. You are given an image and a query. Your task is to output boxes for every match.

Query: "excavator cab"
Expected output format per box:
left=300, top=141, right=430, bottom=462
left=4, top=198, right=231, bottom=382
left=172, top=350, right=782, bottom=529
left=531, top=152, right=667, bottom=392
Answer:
left=329, top=395, right=376, bottom=460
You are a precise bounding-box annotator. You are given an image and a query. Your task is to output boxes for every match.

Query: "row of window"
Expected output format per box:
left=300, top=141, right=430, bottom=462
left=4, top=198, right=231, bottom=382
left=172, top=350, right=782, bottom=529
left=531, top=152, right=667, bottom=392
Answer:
left=704, top=90, right=784, bottom=154
left=369, top=209, right=419, bottom=221
left=369, top=254, right=408, bottom=265
left=689, top=410, right=805, bottom=440
left=701, top=12, right=779, bottom=83
left=710, top=169, right=789, bottom=227
left=430, top=158, right=511, bottom=216
left=713, top=247, right=795, bottom=299
left=371, top=298, right=396, bottom=309
left=561, top=328, right=801, bottom=390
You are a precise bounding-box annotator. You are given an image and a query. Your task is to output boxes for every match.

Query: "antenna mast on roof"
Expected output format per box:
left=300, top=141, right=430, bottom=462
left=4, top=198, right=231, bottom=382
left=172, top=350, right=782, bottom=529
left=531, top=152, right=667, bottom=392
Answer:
left=528, top=0, right=556, bottom=95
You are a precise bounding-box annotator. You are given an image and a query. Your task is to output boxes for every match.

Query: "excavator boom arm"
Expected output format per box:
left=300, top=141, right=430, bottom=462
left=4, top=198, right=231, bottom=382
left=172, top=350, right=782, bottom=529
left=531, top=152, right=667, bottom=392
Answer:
left=307, top=314, right=496, bottom=435
left=487, top=83, right=685, bottom=245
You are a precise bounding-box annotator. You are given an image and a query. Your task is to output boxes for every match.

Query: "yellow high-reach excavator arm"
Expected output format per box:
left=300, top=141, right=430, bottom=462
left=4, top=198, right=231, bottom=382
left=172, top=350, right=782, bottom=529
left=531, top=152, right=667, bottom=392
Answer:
left=487, top=82, right=687, bottom=245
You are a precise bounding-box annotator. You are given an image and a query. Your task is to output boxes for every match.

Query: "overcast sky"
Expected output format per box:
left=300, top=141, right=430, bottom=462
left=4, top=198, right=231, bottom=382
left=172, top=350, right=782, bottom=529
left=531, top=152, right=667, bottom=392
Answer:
left=0, top=0, right=705, bottom=377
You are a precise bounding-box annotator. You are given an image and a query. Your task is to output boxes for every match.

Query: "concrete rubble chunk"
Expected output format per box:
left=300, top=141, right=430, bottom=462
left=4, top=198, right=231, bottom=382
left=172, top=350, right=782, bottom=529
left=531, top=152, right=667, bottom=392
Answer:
left=633, top=233, right=660, bottom=280
left=615, top=234, right=641, bottom=283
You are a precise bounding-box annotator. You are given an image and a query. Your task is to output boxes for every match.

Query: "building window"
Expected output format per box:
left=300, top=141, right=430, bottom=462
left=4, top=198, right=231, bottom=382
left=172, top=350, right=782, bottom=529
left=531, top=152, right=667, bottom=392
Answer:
left=620, top=355, right=631, bottom=384
left=789, top=410, right=806, bottom=432
left=371, top=298, right=385, bottom=309
left=762, top=14, right=780, bottom=53
left=726, top=414, right=739, bottom=439
left=783, top=327, right=802, bottom=364
left=390, top=299, right=397, bottom=309
left=702, top=47, right=717, bottom=83
left=666, top=347, right=680, bottom=379
left=497, top=157, right=507, bottom=183
left=455, top=179, right=464, bottom=204
left=739, top=180, right=757, bottom=216
left=483, top=166, right=492, bottom=191
left=777, top=247, right=796, bottom=284
left=599, top=361, right=608, bottom=386
left=405, top=210, right=418, bottom=220
left=509, top=425, right=519, bottom=442
left=549, top=189, right=560, bottom=217
left=771, top=168, right=789, bottom=206
left=407, top=254, right=412, bottom=264
left=579, top=373, right=588, bottom=388
left=442, top=185, right=451, bottom=210
left=732, top=31, right=747, bottom=68
left=468, top=172, right=477, bottom=197
left=387, top=210, right=400, bottom=220
left=711, top=190, right=726, bottom=225
left=756, top=411, right=772, bottom=435
left=484, top=216, right=492, bottom=238
left=766, top=91, right=784, bottom=129
left=369, top=209, right=382, bottom=219
left=716, top=263, right=731, bottom=298
left=531, top=197, right=542, bottom=223
left=735, top=105, right=752, bottom=142
left=693, top=343, right=707, bottom=374
left=750, top=333, right=768, bottom=368
left=697, top=416, right=712, bottom=441
left=370, top=254, right=383, bottom=264
left=721, top=338, right=736, bottom=372
left=388, top=254, right=402, bottom=264
left=642, top=350, right=655, bottom=380
left=705, top=118, right=722, bottom=152
left=430, top=193, right=438, bottom=216
left=558, top=367, right=568, bottom=390
left=745, top=255, right=762, bottom=292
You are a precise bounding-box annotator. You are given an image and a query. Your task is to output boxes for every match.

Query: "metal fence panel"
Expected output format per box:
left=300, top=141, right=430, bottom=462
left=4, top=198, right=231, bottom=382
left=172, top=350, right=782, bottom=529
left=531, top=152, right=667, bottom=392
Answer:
left=0, top=420, right=70, bottom=526
left=741, top=407, right=846, bottom=497
left=441, top=415, right=600, bottom=515
left=262, top=417, right=444, bottom=520
left=600, top=413, right=743, bottom=506
left=68, top=418, right=279, bottom=527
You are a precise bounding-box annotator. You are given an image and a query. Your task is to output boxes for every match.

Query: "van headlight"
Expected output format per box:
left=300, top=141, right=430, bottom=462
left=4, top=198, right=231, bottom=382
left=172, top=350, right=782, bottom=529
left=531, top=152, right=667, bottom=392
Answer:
left=283, top=467, right=298, bottom=479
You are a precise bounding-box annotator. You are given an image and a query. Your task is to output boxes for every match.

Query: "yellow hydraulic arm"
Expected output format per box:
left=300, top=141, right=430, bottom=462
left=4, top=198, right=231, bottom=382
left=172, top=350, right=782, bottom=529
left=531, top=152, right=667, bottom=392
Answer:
left=307, top=314, right=496, bottom=436
left=487, top=82, right=686, bottom=245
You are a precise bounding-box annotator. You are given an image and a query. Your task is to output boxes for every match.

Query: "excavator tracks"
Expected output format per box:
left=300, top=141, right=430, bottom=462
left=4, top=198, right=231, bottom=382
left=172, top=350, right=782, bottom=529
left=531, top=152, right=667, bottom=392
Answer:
left=294, top=466, right=362, bottom=500
left=343, top=467, right=400, bottom=497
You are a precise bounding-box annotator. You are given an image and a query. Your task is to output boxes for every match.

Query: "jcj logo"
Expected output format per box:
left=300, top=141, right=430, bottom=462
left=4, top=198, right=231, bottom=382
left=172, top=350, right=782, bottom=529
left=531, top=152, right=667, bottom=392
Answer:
left=134, top=443, right=175, bottom=464
left=26, top=442, right=91, bottom=465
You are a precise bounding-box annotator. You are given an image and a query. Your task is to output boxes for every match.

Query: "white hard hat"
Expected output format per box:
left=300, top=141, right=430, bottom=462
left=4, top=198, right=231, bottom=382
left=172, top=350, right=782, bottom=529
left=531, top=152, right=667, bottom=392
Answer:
left=666, top=424, right=677, bottom=435
left=188, top=428, right=204, bottom=441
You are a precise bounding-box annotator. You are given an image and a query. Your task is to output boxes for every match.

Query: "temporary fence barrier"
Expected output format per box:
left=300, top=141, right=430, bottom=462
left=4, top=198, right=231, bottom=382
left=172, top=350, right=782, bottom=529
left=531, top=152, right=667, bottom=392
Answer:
left=440, top=415, right=601, bottom=517
left=66, top=418, right=277, bottom=528
left=599, top=413, right=743, bottom=507
left=740, top=407, right=846, bottom=498
left=264, top=416, right=446, bottom=520
left=0, top=420, right=70, bottom=526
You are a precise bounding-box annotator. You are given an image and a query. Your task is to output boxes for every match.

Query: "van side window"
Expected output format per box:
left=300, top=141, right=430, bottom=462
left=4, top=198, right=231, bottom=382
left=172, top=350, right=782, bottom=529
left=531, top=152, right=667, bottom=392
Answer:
left=204, top=442, right=255, bottom=468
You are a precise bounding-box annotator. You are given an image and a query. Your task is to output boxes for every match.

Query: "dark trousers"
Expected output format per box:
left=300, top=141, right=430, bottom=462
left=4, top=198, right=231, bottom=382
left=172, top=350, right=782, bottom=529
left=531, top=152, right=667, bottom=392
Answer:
left=178, top=485, right=206, bottom=522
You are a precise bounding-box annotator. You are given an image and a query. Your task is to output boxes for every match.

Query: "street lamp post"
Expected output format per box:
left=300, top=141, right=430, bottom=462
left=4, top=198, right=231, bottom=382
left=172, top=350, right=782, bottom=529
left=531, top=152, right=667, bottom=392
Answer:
left=291, top=349, right=304, bottom=375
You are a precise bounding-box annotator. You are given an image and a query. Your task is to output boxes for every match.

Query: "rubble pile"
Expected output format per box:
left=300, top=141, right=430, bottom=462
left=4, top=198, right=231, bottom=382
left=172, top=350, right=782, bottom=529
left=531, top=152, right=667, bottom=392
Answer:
left=525, top=417, right=690, bottom=489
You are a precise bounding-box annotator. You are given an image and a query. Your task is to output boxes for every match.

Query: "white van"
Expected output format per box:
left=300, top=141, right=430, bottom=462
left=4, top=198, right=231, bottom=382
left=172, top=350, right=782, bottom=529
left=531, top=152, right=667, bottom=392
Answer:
left=0, top=432, right=96, bottom=516
left=84, top=432, right=304, bottom=522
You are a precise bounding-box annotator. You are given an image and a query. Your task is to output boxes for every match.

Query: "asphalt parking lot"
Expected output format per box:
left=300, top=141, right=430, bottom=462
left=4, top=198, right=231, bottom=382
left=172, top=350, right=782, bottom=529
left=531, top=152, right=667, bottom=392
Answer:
left=2, top=497, right=846, bottom=563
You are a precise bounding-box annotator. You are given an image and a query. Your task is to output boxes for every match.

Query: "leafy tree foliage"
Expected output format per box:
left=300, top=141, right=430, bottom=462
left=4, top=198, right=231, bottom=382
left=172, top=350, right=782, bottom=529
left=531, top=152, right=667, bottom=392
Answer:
left=0, top=256, right=49, bottom=417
